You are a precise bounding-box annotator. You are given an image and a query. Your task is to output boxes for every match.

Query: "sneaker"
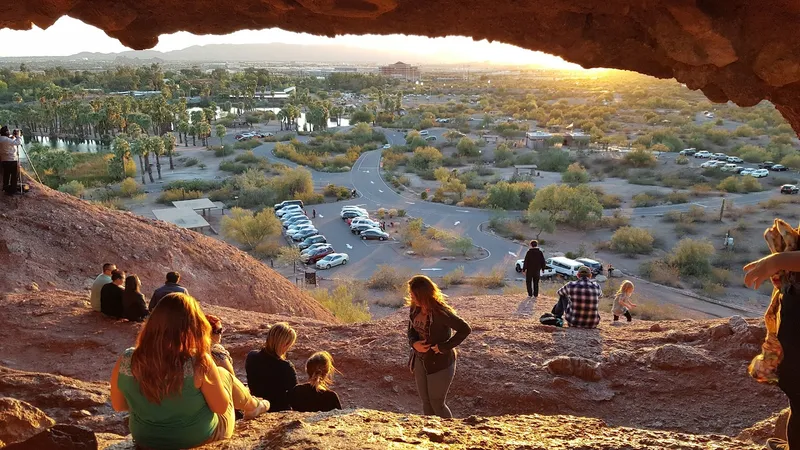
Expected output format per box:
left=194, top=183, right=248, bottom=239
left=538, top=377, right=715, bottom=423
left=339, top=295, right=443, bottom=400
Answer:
left=767, top=438, right=788, bottom=450
left=243, top=398, right=270, bottom=419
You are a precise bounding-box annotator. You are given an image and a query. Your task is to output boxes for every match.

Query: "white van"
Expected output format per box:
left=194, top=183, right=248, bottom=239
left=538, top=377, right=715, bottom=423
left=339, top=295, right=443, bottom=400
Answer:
left=546, top=257, right=584, bottom=278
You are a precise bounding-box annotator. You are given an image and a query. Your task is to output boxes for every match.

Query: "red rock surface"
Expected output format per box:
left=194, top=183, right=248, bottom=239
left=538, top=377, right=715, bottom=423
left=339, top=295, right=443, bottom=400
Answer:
left=6, top=1, right=800, bottom=133
left=0, top=185, right=334, bottom=321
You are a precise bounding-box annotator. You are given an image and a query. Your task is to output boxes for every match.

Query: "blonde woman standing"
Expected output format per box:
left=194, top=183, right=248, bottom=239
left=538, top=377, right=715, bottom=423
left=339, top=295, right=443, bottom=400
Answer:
left=290, top=351, right=342, bottom=412
left=246, top=322, right=298, bottom=412
left=407, top=275, right=471, bottom=418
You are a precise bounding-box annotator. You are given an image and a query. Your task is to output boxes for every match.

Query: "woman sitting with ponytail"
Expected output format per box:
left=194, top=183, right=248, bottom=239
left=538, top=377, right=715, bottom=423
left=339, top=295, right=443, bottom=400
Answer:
left=289, top=351, right=342, bottom=412
left=109, top=293, right=268, bottom=449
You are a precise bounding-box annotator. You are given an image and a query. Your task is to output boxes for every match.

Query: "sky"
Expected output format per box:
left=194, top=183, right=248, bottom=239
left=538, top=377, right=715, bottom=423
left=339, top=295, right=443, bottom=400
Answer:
left=0, top=17, right=583, bottom=68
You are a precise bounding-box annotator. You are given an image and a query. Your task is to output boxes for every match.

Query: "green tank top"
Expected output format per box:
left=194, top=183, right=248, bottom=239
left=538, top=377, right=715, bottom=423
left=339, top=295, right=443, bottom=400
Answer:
left=117, top=347, right=218, bottom=449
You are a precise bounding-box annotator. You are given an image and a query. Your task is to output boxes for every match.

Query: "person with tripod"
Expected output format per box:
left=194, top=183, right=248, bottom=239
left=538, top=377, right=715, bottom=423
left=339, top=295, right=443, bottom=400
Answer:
left=0, top=126, right=22, bottom=195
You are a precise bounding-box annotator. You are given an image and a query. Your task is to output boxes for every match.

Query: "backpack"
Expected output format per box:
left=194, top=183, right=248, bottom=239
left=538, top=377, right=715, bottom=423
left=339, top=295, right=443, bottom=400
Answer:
left=539, top=313, right=564, bottom=327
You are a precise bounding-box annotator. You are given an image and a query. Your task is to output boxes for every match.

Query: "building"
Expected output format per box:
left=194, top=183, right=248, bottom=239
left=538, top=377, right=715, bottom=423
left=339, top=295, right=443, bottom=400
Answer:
left=525, top=130, right=553, bottom=149
left=562, top=130, right=591, bottom=148
left=379, top=62, right=420, bottom=81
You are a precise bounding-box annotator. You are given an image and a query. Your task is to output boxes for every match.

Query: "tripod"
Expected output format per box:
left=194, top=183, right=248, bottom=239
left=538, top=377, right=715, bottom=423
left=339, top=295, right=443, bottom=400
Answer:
left=17, top=140, right=42, bottom=185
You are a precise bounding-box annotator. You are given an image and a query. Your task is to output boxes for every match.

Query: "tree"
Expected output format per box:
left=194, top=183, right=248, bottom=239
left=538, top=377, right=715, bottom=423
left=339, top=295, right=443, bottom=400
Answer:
left=177, top=121, right=189, bottom=146
left=408, top=146, right=443, bottom=172
left=130, top=138, right=147, bottom=184
left=446, top=236, right=474, bottom=256
left=189, top=123, right=198, bottom=146
left=624, top=148, right=657, bottom=168
left=351, top=109, right=374, bottom=125
left=221, top=207, right=282, bottom=249
left=147, top=135, right=165, bottom=179
left=277, top=246, right=304, bottom=274
left=111, top=136, right=131, bottom=180
left=528, top=184, right=602, bottom=228
left=781, top=153, right=800, bottom=170
left=162, top=133, right=177, bottom=170
left=215, top=124, right=227, bottom=146
left=525, top=210, right=556, bottom=239
left=561, top=162, right=590, bottom=185
left=486, top=181, right=535, bottom=210
left=444, top=130, right=462, bottom=145
left=197, top=120, right=212, bottom=148
left=456, top=137, right=479, bottom=157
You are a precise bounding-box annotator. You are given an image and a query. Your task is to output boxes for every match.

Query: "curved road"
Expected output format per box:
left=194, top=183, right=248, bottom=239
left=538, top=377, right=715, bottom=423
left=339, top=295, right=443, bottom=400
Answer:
left=237, top=129, right=772, bottom=317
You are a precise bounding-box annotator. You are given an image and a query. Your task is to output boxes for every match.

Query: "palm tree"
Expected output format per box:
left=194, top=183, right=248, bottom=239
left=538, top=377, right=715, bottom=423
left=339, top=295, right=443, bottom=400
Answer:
left=277, top=109, right=288, bottom=131
left=177, top=121, right=189, bottom=146
left=189, top=123, right=198, bottom=146
left=112, top=136, right=131, bottom=180
left=130, top=138, right=147, bottom=184
left=148, top=136, right=165, bottom=179
left=264, top=110, right=276, bottom=126
left=161, top=133, right=177, bottom=170
left=197, top=121, right=212, bottom=148
left=215, top=124, right=227, bottom=146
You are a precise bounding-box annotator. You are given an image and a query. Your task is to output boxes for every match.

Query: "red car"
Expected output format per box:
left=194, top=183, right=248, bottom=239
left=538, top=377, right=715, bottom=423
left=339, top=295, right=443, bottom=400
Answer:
left=302, top=246, right=334, bottom=264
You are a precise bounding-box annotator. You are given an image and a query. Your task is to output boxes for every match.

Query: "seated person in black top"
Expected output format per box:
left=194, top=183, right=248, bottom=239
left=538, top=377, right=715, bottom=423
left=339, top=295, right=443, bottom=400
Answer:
left=122, top=275, right=148, bottom=322
left=100, top=269, right=126, bottom=318
left=245, top=322, right=298, bottom=412
left=290, top=351, right=342, bottom=412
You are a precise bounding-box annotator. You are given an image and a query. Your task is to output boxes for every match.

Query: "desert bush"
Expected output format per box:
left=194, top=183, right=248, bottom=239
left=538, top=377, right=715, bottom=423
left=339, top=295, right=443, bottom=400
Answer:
left=710, top=267, right=731, bottom=286
left=233, top=139, right=261, bottom=150
left=157, top=188, right=203, bottom=204
left=57, top=180, right=85, bottom=197
left=686, top=205, right=708, bottom=221
left=93, top=198, right=127, bottom=210
left=670, top=238, right=715, bottom=277
left=639, top=260, right=681, bottom=287
left=184, top=157, right=199, bottom=167
left=701, top=280, right=726, bottom=298
left=119, top=177, right=141, bottom=197
left=235, top=151, right=260, bottom=164
left=676, top=155, right=689, bottom=165
left=486, top=181, right=536, bottom=210
left=411, top=236, right=438, bottom=256
left=528, top=184, right=603, bottom=228
left=562, top=162, right=590, bottom=185
left=674, top=221, right=698, bottom=237
left=441, top=266, right=466, bottom=288
left=388, top=208, right=398, bottom=218
left=635, top=300, right=681, bottom=320
left=538, top=149, right=573, bottom=172
left=597, top=193, right=623, bottom=209
left=624, top=149, right=658, bottom=168
left=741, top=176, right=763, bottom=192
left=214, top=145, right=235, bottom=157
left=252, top=240, right=282, bottom=259
left=717, top=176, right=741, bottom=193
left=610, top=226, right=654, bottom=255
left=323, top=184, right=352, bottom=199
left=446, top=236, right=474, bottom=256
left=632, top=192, right=661, bottom=207
left=164, top=179, right=223, bottom=192
left=470, top=267, right=506, bottom=289
left=666, top=191, right=689, bottom=204
left=219, top=160, right=250, bottom=174
left=601, top=209, right=631, bottom=230
left=310, top=283, right=370, bottom=323
left=221, top=207, right=282, bottom=249
left=368, top=265, right=413, bottom=291
left=690, top=183, right=714, bottom=196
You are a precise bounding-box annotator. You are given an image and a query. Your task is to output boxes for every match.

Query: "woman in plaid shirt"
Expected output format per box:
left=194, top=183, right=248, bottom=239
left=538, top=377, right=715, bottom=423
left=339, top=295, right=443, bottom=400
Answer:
left=556, top=266, right=603, bottom=328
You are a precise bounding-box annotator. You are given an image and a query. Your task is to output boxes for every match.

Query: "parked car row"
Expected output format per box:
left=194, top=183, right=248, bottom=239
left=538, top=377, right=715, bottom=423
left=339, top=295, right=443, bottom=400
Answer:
left=235, top=131, right=273, bottom=141
left=686, top=149, right=792, bottom=176
left=340, top=206, right=390, bottom=241
left=274, top=200, right=348, bottom=269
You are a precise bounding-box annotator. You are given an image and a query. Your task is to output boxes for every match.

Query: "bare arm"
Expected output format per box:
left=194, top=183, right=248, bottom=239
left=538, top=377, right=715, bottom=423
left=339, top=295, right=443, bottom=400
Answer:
left=198, top=354, right=230, bottom=415
left=110, top=357, right=129, bottom=412
left=744, top=251, right=800, bottom=289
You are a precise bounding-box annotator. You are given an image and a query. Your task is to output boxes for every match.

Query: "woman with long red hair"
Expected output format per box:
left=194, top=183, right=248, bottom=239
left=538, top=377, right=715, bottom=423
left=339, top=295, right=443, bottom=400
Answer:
left=109, top=293, right=268, bottom=449
left=406, top=275, right=471, bottom=418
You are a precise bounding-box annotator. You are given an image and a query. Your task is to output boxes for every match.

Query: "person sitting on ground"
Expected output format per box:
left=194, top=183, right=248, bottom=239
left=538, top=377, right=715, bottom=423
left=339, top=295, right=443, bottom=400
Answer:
left=522, top=239, right=547, bottom=299
left=122, top=274, right=148, bottom=322
left=245, top=322, right=298, bottom=412
left=90, top=263, right=116, bottom=312
left=290, top=351, right=342, bottom=413
left=0, top=126, right=23, bottom=195
left=744, top=250, right=800, bottom=450
left=553, top=266, right=602, bottom=329
left=407, top=275, right=471, bottom=419
left=110, top=293, right=269, bottom=449
left=150, top=271, right=189, bottom=312
left=207, top=314, right=235, bottom=375
left=611, top=280, right=637, bottom=322
left=100, top=269, right=126, bottom=319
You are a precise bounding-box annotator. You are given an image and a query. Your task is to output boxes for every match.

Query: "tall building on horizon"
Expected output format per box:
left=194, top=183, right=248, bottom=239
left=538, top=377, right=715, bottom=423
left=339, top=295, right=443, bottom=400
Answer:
left=379, top=61, right=420, bottom=81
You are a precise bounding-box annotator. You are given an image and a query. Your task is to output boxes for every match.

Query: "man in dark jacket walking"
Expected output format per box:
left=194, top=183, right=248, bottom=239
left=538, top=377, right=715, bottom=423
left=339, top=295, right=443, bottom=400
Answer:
left=522, top=240, right=547, bottom=299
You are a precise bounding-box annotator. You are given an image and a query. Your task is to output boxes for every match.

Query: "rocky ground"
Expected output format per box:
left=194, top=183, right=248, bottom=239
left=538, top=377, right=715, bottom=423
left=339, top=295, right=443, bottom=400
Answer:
left=0, top=182, right=790, bottom=449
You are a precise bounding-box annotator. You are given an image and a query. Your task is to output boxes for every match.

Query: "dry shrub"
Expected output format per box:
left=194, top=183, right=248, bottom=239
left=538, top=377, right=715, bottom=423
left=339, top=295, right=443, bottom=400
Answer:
left=690, top=184, right=713, bottom=197
left=253, top=240, right=282, bottom=259
left=441, top=266, right=466, bottom=288
left=634, top=299, right=681, bottom=321
left=701, top=280, right=726, bottom=298
left=368, top=265, right=412, bottom=290
left=610, top=226, right=654, bottom=255
left=710, top=267, right=731, bottom=286
left=374, top=284, right=408, bottom=308
left=686, top=205, right=708, bottom=221
left=640, top=260, right=681, bottom=287
left=501, top=285, right=527, bottom=296
left=674, top=221, right=698, bottom=237
left=601, top=210, right=631, bottom=230
left=310, top=282, right=370, bottom=323
left=411, top=236, right=439, bottom=256
left=470, top=267, right=506, bottom=289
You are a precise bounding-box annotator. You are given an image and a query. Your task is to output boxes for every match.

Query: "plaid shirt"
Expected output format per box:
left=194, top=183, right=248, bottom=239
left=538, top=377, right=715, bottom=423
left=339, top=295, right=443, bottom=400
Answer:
left=557, top=277, right=602, bottom=328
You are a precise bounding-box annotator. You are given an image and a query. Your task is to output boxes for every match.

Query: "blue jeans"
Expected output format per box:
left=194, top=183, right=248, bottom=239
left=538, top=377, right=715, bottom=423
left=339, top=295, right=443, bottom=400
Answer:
left=413, top=358, right=456, bottom=418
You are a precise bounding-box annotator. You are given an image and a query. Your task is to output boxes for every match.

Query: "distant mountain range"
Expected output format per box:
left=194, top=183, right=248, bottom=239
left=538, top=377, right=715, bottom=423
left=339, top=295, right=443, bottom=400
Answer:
left=22, top=43, right=478, bottom=65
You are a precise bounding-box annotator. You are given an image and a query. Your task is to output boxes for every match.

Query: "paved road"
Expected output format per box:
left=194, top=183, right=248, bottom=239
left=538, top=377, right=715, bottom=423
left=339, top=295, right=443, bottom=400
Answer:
left=244, top=129, right=769, bottom=318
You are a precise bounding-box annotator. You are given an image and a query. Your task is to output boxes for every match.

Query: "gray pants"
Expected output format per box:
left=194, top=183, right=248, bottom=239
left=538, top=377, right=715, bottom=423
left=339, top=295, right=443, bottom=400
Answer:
left=413, top=358, right=456, bottom=418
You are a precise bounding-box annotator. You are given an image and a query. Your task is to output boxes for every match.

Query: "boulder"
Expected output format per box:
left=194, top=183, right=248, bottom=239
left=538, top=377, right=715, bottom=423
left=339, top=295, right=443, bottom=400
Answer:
left=0, top=397, right=55, bottom=445
left=729, top=315, right=750, bottom=334
left=646, top=344, right=716, bottom=370
left=544, top=356, right=602, bottom=381
left=4, top=424, right=97, bottom=450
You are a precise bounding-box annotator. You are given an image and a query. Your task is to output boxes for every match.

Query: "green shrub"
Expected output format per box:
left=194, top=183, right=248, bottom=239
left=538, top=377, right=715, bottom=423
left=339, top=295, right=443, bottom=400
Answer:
left=220, top=207, right=282, bottom=249
left=676, top=155, right=689, bottom=165
left=632, top=192, right=660, bottom=207
left=562, top=162, right=590, bottom=185
left=624, top=149, right=658, bottom=168
left=214, top=145, right=235, bottom=157
left=119, top=177, right=140, bottom=198
left=157, top=188, right=203, bottom=204
left=610, top=227, right=654, bottom=255
left=310, top=283, right=370, bottom=323
left=57, top=180, right=85, bottom=197
left=219, top=160, right=250, bottom=174
left=235, top=151, right=260, bottom=164
left=717, top=176, right=742, bottom=193
left=164, top=179, right=223, bottom=192
left=538, top=150, right=572, bottom=172
left=323, top=184, right=352, bottom=200
left=666, top=191, right=689, bottom=204
left=741, top=176, right=763, bottom=192
left=446, top=236, right=474, bottom=256
left=184, top=157, right=199, bottom=167
left=670, top=238, right=715, bottom=277
left=233, top=139, right=261, bottom=150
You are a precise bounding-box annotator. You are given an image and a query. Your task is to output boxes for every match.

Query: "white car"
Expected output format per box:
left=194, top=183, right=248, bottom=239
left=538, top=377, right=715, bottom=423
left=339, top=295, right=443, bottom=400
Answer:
left=700, top=161, right=720, bottom=168
left=514, top=259, right=556, bottom=278
left=290, top=227, right=318, bottom=240
left=721, top=163, right=738, bottom=172
left=751, top=169, right=769, bottom=178
left=694, top=151, right=712, bottom=158
left=419, top=130, right=429, bottom=136
left=350, top=217, right=378, bottom=228
left=546, top=257, right=585, bottom=278
left=316, top=253, right=349, bottom=269
left=727, top=156, right=743, bottom=163
left=382, top=144, right=391, bottom=149
left=740, top=168, right=754, bottom=176
left=276, top=205, right=303, bottom=217
left=287, top=223, right=315, bottom=234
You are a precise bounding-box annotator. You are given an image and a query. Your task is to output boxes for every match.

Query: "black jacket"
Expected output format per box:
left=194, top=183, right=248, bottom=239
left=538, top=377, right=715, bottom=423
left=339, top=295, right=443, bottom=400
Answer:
left=100, top=283, right=124, bottom=318
left=245, top=350, right=297, bottom=411
left=123, top=291, right=148, bottom=322
left=408, top=306, right=471, bottom=374
left=149, top=283, right=188, bottom=311
left=522, top=247, right=546, bottom=274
